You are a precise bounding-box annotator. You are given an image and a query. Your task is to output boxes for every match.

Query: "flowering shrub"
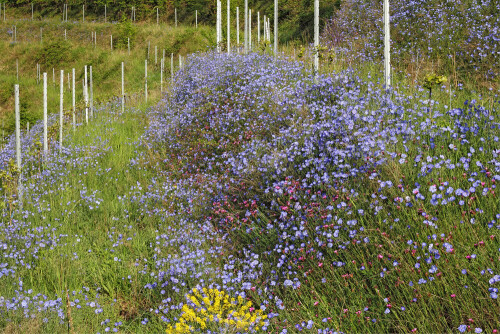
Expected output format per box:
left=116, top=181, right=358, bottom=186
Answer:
left=165, top=288, right=267, bottom=333
left=322, top=0, right=500, bottom=80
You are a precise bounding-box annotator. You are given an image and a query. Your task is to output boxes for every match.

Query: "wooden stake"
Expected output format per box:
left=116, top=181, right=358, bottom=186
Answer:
left=89, top=66, right=93, bottom=118
left=59, top=70, right=63, bottom=153
left=144, top=59, right=148, bottom=103
left=244, top=0, right=248, bottom=53
left=227, top=0, right=230, bottom=54
left=72, top=68, right=75, bottom=131
left=15, top=84, right=21, bottom=169
left=314, top=0, right=319, bottom=79
left=274, top=0, right=278, bottom=55
left=236, top=7, right=239, bottom=53
left=170, top=53, right=174, bottom=81
left=384, top=0, right=391, bottom=88
left=121, top=62, right=125, bottom=112
left=160, top=57, right=164, bottom=92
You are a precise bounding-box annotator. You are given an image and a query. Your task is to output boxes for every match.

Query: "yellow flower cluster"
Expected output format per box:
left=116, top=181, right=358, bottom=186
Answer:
left=166, top=287, right=267, bottom=333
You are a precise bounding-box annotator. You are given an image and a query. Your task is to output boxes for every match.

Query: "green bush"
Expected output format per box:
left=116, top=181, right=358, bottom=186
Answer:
left=115, top=15, right=137, bottom=50
left=35, top=40, right=72, bottom=68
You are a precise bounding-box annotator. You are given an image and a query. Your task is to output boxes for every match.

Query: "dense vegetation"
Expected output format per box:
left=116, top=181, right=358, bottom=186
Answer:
left=0, top=0, right=499, bottom=333
left=5, top=0, right=340, bottom=42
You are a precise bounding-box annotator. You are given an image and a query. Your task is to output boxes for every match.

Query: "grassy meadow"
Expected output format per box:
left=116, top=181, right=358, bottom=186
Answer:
left=0, top=1, right=499, bottom=334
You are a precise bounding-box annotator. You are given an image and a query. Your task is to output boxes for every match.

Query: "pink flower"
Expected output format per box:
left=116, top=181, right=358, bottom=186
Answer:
left=451, top=294, right=456, bottom=298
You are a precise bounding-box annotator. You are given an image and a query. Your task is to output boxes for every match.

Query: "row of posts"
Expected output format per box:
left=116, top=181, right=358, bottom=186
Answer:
left=14, top=51, right=184, bottom=170
left=215, top=0, right=277, bottom=55
left=0, top=2, right=190, bottom=26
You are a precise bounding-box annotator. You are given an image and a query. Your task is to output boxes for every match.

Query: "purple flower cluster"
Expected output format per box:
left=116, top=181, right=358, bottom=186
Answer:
left=322, top=0, right=499, bottom=79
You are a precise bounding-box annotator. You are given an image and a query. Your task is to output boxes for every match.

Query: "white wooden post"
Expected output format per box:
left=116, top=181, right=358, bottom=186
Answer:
left=84, top=65, right=88, bottom=124
left=59, top=70, right=63, bottom=153
left=179, top=54, right=182, bottom=69
left=83, top=4, right=85, bottom=22
left=121, top=62, right=124, bottom=112
left=89, top=66, right=93, bottom=118
left=175, top=8, right=177, bottom=27
left=244, top=0, right=248, bottom=53
left=64, top=29, right=67, bottom=40
left=249, top=9, right=252, bottom=51
left=160, top=57, right=164, bottom=92
left=72, top=68, right=75, bottom=131
left=53, top=68, right=55, bottom=86
left=157, top=7, right=159, bottom=25
left=196, top=10, right=198, bottom=28
left=274, top=0, right=278, bottom=55
left=110, top=35, right=113, bottom=50
left=314, top=0, right=319, bottom=79
left=14, top=25, right=16, bottom=43
left=257, top=12, right=260, bottom=44
left=147, top=41, right=150, bottom=60
left=170, top=53, right=174, bottom=80
left=384, top=0, right=391, bottom=88
left=15, top=84, right=21, bottom=170
left=16, top=59, right=18, bottom=81
left=42, top=72, right=48, bottom=152
left=216, top=1, right=220, bottom=52
left=227, top=0, right=230, bottom=54
left=105, top=4, right=107, bottom=22
left=67, top=72, right=70, bottom=90
left=32, top=3, right=33, bottom=20
left=236, top=7, right=239, bottom=52
left=40, top=27, right=42, bottom=43
left=145, top=59, right=148, bottom=103
left=155, top=45, right=158, bottom=64
left=128, top=37, right=130, bottom=55
left=94, top=31, right=97, bottom=48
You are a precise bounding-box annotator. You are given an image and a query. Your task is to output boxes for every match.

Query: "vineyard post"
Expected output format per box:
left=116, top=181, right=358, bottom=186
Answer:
left=155, top=45, right=158, bottom=65
left=170, top=53, right=174, bottom=81
left=257, top=12, right=260, bottom=44
left=128, top=37, right=130, bottom=55
left=236, top=7, right=239, bottom=53
left=83, top=4, right=84, bottom=22
left=105, top=4, right=107, bottom=22
left=196, top=10, right=198, bottom=28
left=121, top=62, right=124, bottom=113
left=43, top=73, right=48, bottom=152
left=72, top=68, right=75, bottom=131
left=175, top=8, right=177, bottom=27
left=244, top=0, right=248, bottom=53
left=59, top=70, right=63, bottom=153
left=216, top=1, right=220, bottom=52
left=274, top=0, right=278, bottom=55
left=32, top=3, right=33, bottom=20
left=84, top=65, right=88, bottom=124
left=145, top=60, right=148, bottom=103
left=314, top=0, right=319, bottom=80
left=227, top=0, right=230, bottom=54
left=15, top=84, right=21, bottom=169
left=157, top=7, right=159, bottom=25
left=16, top=59, right=18, bottom=81
left=160, top=57, right=164, bottom=92
left=384, top=0, right=391, bottom=88
left=90, top=66, right=93, bottom=118
left=110, top=35, right=113, bottom=50
left=249, top=9, right=251, bottom=51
